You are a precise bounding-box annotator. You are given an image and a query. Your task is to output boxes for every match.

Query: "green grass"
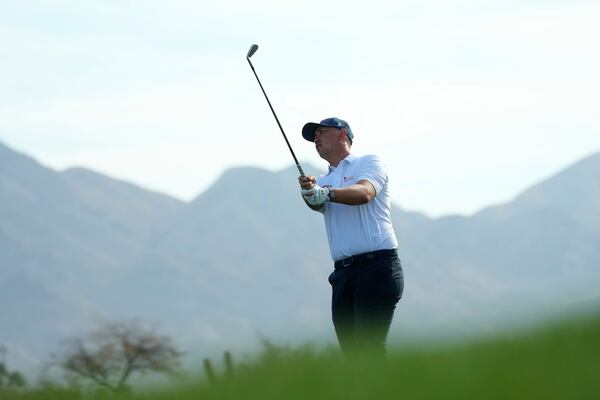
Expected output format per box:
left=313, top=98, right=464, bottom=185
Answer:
left=6, top=314, right=600, bottom=399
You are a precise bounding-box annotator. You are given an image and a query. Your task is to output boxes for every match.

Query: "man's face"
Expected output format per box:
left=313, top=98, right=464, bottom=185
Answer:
left=314, top=126, right=342, bottom=158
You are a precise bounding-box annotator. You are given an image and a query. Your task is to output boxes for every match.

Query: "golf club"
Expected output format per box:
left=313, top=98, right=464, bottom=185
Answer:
left=246, top=44, right=305, bottom=177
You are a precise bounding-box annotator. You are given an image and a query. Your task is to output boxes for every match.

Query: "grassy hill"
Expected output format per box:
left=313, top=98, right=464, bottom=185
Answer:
left=6, top=313, right=599, bottom=400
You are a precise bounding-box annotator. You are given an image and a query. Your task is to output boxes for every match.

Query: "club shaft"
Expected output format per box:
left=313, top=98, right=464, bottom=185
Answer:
left=247, top=58, right=305, bottom=177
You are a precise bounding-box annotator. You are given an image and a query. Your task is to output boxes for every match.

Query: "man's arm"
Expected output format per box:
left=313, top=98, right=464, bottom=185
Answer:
left=328, top=180, right=376, bottom=205
left=299, top=175, right=376, bottom=208
left=331, top=155, right=386, bottom=205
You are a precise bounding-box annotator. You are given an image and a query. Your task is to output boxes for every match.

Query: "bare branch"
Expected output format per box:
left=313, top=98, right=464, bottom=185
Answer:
left=53, top=320, right=181, bottom=393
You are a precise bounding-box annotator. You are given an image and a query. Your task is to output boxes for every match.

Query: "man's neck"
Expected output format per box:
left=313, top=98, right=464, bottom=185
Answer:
left=327, top=150, right=351, bottom=167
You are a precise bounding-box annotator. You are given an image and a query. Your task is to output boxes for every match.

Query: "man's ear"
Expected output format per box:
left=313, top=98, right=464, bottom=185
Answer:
left=339, top=128, right=347, bottom=143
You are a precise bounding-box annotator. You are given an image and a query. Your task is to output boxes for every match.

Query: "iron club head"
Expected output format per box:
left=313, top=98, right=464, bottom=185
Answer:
left=247, top=44, right=259, bottom=59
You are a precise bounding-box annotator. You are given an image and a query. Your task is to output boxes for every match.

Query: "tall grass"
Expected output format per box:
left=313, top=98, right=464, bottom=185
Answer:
left=5, top=314, right=599, bottom=399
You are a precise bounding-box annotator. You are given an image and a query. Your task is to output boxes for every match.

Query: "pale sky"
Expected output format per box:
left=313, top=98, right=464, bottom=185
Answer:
left=1, top=0, right=599, bottom=217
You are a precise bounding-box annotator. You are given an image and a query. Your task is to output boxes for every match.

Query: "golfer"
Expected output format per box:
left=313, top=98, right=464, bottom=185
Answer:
left=298, top=117, right=404, bottom=357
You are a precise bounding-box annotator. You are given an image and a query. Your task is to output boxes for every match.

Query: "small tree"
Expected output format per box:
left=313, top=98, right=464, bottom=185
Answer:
left=53, top=321, right=181, bottom=393
left=0, top=345, right=27, bottom=391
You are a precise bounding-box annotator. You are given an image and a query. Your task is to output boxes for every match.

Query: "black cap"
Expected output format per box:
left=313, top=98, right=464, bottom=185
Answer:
left=302, top=117, right=353, bottom=143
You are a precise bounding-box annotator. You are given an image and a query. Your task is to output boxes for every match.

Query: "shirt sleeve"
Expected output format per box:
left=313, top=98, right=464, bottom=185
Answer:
left=356, top=155, right=388, bottom=195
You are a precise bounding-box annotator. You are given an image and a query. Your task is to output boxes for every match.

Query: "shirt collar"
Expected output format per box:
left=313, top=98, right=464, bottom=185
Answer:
left=343, top=153, right=358, bottom=164
left=327, top=153, right=356, bottom=173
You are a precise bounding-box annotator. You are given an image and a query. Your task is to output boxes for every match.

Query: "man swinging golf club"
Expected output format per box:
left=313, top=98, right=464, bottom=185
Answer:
left=299, top=117, right=404, bottom=357
left=245, top=45, right=402, bottom=356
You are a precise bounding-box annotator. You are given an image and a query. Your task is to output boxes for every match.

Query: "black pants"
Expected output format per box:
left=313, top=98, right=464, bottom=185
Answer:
left=328, top=250, right=404, bottom=357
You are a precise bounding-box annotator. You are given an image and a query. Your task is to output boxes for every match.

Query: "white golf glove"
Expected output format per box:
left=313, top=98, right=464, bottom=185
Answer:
left=301, top=185, right=330, bottom=206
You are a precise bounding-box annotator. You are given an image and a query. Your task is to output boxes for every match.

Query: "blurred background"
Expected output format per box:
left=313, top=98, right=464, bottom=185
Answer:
left=1, top=0, right=599, bottom=388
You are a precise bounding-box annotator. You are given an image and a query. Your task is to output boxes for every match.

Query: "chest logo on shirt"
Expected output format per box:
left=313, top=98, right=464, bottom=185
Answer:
left=343, top=175, right=354, bottom=183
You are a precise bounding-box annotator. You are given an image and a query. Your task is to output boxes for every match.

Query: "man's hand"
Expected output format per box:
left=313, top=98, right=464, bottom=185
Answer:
left=302, top=185, right=330, bottom=206
left=298, top=175, right=316, bottom=190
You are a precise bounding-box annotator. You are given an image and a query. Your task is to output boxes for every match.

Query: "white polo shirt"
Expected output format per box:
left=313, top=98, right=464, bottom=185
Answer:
left=317, top=153, right=398, bottom=261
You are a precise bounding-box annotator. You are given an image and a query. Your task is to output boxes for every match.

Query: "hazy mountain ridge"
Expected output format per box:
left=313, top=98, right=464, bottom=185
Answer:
left=1, top=140, right=599, bottom=374
left=392, top=153, right=600, bottom=336
left=62, top=167, right=183, bottom=237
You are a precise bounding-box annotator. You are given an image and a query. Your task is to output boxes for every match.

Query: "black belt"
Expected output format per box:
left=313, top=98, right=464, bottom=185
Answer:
left=334, top=249, right=397, bottom=269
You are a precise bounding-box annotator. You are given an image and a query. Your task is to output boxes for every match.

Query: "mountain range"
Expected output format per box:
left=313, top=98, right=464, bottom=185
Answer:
left=1, top=140, right=599, bottom=374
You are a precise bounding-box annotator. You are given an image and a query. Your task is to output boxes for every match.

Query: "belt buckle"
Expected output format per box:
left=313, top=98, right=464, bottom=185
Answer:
left=342, top=256, right=353, bottom=268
